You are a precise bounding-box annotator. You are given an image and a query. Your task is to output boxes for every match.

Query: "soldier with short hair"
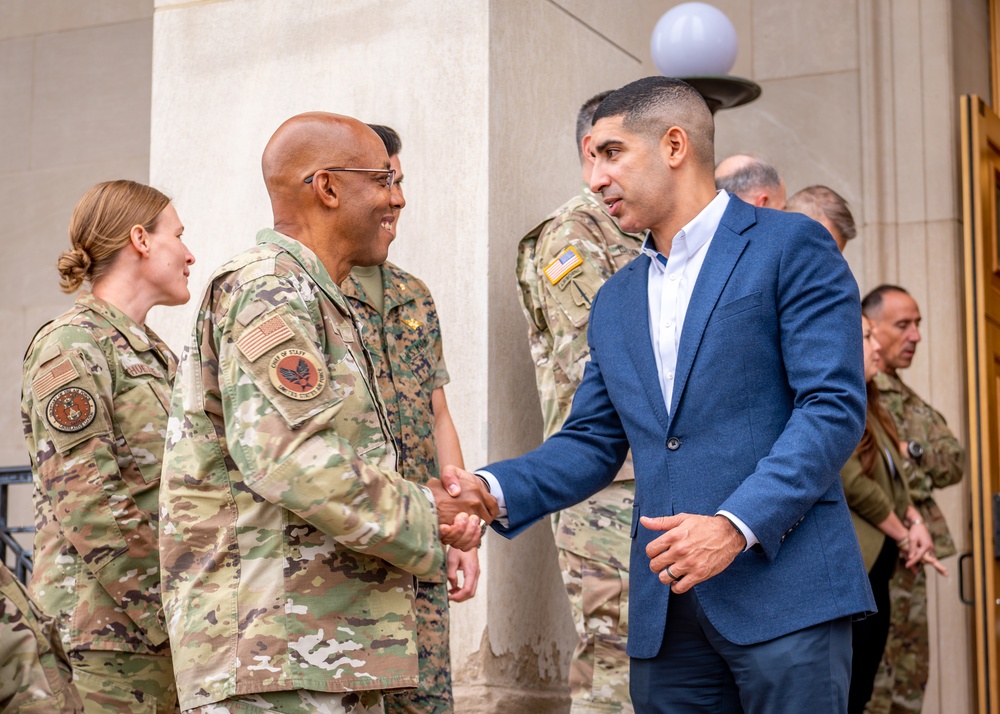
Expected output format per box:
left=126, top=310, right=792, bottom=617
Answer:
left=158, top=112, right=495, bottom=714
left=343, top=124, right=477, bottom=714
left=0, top=562, right=83, bottom=712
left=862, top=284, right=962, bottom=714
left=516, top=91, right=643, bottom=713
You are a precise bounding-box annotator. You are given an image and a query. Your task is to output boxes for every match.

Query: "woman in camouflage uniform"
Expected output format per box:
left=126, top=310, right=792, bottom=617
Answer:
left=20, top=180, right=194, bottom=713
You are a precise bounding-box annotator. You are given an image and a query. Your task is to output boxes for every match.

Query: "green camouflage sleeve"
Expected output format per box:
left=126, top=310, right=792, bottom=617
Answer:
left=426, top=293, right=449, bottom=392
left=914, top=405, right=964, bottom=490
left=220, top=276, right=443, bottom=577
left=25, top=326, right=167, bottom=645
left=520, top=216, right=617, bottom=439
left=0, top=564, right=83, bottom=712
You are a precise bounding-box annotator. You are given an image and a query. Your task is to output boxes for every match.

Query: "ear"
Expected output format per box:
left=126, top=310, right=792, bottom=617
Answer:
left=755, top=194, right=769, bottom=208
left=129, top=224, right=149, bottom=257
left=312, top=172, right=341, bottom=209
left=660, top=126, right=688, bottom=168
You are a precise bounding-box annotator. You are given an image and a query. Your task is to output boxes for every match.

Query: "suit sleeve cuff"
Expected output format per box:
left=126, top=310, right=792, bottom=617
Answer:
left=475, top=470, right=509, bottom=527
left=717, top=510, right=758, bottom=552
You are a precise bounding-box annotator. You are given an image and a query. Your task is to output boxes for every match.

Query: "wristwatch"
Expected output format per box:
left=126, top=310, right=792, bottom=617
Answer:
left=906, top=439, right=924, bottom=464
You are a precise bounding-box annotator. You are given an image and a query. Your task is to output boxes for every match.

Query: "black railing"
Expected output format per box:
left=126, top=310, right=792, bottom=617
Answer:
left=0, top=466, right=33, bottom=583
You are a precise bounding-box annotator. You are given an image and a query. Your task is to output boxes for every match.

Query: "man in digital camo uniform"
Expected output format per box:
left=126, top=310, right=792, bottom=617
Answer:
left=343, top=124, right=478, bottom=714
left=0, top=562, right=83, bottom=712
left=516, top=91, right=643, bottom=713
left=158, top=113, right=495, bottom=714
left=862, top=285, right=964, bottom=714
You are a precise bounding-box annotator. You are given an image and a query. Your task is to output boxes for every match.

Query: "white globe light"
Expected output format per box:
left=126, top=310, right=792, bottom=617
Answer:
left=650, top=2, right=739, bottom=77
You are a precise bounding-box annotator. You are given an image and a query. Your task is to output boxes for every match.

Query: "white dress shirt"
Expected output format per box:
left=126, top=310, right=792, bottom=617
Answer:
left=483, top=190, right=757, bottom=549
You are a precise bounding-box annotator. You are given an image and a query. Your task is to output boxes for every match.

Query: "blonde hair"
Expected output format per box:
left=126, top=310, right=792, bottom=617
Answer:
left=58, top=180, right=171, bottom=293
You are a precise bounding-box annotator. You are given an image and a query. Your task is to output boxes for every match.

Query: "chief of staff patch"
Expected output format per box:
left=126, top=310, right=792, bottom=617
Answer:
left=268, top=348, right=327, bottom=400
left=46, top=386, right=97, bottom=432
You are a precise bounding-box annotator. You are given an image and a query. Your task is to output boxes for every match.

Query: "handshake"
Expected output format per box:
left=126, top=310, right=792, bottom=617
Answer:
left=427, top=465, right=499, bottom=551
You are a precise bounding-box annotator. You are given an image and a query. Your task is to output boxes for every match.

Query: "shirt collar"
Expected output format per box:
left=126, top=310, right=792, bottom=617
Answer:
left=75, top=292, right=154, bottom=353
left=640, top=190, right=730, bottom=270
left=256, top=228, right=351, bottom=313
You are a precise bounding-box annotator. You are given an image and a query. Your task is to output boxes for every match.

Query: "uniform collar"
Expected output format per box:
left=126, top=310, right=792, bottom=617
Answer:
left=874, top=370, right=905, bottom=394
left=380, top=261, right=416, bottom=313
left=257, top=228, right=351, bottom=313
left=75, top=292, right=155, bottom=353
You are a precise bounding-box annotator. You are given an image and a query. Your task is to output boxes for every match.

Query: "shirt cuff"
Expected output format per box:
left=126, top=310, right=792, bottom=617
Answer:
left=717, top=510, right=758, bottom=552
left=475, top=470, right=509, bottom=528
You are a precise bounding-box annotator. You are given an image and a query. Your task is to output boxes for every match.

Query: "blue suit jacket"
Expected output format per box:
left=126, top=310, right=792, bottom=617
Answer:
left=490, top=196, right=875, bottom=657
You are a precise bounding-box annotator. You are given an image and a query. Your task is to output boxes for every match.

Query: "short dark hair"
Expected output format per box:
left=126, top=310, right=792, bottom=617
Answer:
left=592, top=76, right=714, bottom=166
left=576, top=90, right=614, bottom=154
left=715, top=154, right=782, bottom=196
left=787, top=186, right=856, bottom=243
left=367, top=124, right=402, bottom=157
left=861, top=284, right=909, bottom=318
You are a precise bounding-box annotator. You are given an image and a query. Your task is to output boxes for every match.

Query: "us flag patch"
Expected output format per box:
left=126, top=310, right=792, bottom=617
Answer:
left=32, top=358, right=79, bottom=399
left=237, top=315, right=294, bottom=362
left=544, top=247, right=583, bottom=285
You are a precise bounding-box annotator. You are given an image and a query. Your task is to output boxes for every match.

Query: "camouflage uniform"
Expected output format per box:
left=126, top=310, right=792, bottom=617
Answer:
left=516, top=187, right=643, bottom=713
left=159, top=229, right=444, bottom=712
left=343, top=262, right=453, bottom=714
left=0, top=562, right=83, bottom=712
left=867, top=371, right=964, bottom=714
left=20, top=292, right=178, bottom=712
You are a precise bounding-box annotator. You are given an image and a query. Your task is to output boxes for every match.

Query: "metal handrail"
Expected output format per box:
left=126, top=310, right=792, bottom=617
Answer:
left=0, top=466, right=33, bottom=583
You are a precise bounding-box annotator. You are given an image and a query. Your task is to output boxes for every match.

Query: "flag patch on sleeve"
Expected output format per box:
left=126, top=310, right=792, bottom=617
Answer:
left=32, top=358, right=79, bottom=399
left=237, top=315, right=295, bottom=362
left=544, top=247, right=583, bottom=285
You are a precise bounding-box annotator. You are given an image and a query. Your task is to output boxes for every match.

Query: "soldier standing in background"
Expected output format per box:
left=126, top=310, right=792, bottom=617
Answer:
left=787, top=185, right=857, bottom=252
left=342, top=124, right=478, bottom=714
left=862, top=285, right=963, bottom=714
left=714, top=154, right=786, bottom=210
left=159, top=112, right=494, bottom=714
left=21, top=180, right=194, bottom=713
left=0, top=562, right=83, bottom=712
left=516, top=91, right=643, bottom=713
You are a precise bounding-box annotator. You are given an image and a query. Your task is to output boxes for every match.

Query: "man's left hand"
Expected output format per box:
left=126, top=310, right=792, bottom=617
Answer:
left=641, top=513, right=745, bottom=594
left=446, top=547, right=481, bottom=602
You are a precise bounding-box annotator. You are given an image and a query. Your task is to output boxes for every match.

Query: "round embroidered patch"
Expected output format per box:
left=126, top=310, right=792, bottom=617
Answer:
left=268, top=348, right=327, bottom=400
left=46, top=386, right=97, bottom=433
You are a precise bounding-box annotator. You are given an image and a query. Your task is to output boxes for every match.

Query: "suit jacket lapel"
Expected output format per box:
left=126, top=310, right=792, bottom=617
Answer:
left=620, top=255, right=670, bottom=432
left=668, top=200, right=756, bottom=424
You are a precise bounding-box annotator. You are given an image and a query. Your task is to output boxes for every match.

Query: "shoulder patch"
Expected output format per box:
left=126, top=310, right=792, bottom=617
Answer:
left=236, top=300, right=269, bottom=326
left=545, top=247, right=584, bottom=285
left=237, top=314, right=295, bottom=362
left=46, top=386, right=96, bottom=432
left=32, top=358, right=79, bottom=399
left=268, top=349, right=327, bottom=400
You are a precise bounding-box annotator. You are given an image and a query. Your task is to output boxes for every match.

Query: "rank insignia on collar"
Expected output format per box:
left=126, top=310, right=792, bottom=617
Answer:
left=402, top=318, right=422, bottom=330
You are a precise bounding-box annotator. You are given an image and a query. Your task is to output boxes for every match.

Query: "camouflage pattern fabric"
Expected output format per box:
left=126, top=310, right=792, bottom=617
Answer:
left=516, top=187, right=642, bottom=713
left=20, top=292, right=173, bottom=662
left=185, top=689, right=383, bottom=713
left=71, top=649, right=177, bottom=713
left=159, top=229, right=444, bottom=710
left=867, top=371, right=965, bottom=714
left=343, top=263, right=453, bottom=714
left=0, top=562, right=83, bottom=712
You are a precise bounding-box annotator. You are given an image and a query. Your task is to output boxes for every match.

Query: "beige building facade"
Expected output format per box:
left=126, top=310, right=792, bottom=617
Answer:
left=0, top=0, right=991, bottom=711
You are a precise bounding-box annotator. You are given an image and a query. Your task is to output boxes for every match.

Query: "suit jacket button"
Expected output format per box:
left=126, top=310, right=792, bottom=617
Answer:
left=666, top=437, right=681, bottom=451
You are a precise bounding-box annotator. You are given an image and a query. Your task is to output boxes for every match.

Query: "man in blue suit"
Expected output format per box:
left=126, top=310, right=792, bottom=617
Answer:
left=444, top=77, right=874, bottom=712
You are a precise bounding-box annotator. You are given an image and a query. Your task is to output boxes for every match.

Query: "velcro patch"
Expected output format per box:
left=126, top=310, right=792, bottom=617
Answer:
left=544, top=246, right=583, bottom=285
left=268, top=349, right=327, bottom=400
left=32, top=358, right=79, bottom=399
left=237, top=315, right=295, bottom=362
left=46, top=386, right=97, bottom=433
left=124, top=363, right=159, bottom=378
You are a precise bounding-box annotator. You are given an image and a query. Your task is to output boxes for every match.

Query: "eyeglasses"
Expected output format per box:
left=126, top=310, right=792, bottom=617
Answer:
left=304, top=167, right=395, bottom=189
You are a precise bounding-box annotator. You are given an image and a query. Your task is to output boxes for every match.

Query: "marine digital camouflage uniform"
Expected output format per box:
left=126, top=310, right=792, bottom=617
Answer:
left=0, top=562, right=83, bottom=712
left=867, top=371, right=964, bottom=714
left=20, top=292, right=178, bottom=712
left=516, top=187, right=643, bottom=713
left=159, top=229, right=445, bottom=712
left=343, top=262, right=454, bottom=714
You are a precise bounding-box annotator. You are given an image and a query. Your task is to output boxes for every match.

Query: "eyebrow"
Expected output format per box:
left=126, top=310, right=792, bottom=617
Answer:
left=595, top=138, right=624, bottom=153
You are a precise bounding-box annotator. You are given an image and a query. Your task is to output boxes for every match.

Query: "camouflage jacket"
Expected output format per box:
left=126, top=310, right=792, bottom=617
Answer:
left=159, top=229, right=445, bottom=710
left=0, top=563, right=83, bottom=712
left=516, top=187, right=643, bottom=441
left=20, top=292, right=173, bottom=654
left=875, top=370, right=964, bottom=557
left=343, top=262, right=450, bottom=489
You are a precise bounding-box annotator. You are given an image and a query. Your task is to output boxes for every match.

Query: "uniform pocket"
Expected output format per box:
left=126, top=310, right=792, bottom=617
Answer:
left=114, top=383, right=169, bottom=484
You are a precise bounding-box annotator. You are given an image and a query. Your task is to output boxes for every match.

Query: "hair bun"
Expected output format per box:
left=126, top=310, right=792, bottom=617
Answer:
left=57, top=246, right=92, bottom=293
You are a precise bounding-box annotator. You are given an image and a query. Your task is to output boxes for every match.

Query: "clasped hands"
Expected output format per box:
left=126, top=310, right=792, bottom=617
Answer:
left=426, top=465, right=499, bottom=552
left=896, top=519, right=947, bottom=576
